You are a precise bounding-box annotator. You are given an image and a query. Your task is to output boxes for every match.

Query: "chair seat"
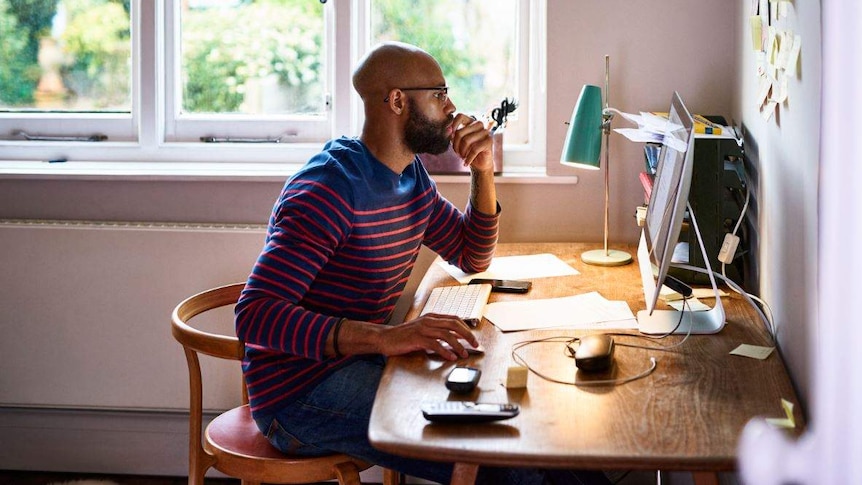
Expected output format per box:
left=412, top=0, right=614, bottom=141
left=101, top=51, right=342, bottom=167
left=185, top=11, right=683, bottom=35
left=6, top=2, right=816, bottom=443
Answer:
left=205, top=405, right=371, bottom=483
left=206, top=405, right=287, bottom=459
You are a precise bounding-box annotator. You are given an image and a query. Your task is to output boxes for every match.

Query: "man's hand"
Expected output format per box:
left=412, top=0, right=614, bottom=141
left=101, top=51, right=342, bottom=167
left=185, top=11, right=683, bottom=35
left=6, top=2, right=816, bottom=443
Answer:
left=379, top=313, right=479, bottom=361
left=450, top=113, right=494, bottom=173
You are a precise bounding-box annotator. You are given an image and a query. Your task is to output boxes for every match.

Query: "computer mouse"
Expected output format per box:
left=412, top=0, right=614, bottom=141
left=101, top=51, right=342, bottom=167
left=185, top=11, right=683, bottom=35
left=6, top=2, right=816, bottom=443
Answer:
left=574, top=334, right=615, bottom=372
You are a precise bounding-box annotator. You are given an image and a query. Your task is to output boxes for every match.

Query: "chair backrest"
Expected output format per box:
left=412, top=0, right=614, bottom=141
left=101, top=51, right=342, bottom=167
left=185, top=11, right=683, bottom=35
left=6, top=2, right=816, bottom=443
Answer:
left=171, top=282, right=245, bottom=362
left=171, top=282, right=247, bottom=468
left=171, top=283, right=398, bottom=485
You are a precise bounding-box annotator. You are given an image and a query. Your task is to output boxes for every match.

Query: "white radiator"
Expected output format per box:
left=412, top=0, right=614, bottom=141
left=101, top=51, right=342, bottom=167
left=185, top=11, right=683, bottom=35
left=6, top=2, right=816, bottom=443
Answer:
left=0, top=219, right=268, bottom=412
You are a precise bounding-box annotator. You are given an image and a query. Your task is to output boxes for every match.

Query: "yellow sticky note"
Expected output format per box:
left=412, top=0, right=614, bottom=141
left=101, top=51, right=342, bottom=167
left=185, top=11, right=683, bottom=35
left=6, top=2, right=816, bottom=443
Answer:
left=765, top=398, right=796, bottom=429
left=749, top=16, right=763, bottom=51
left=730, top=343, right=775, bottom=360
left=787, top=35, right=802, bottom=76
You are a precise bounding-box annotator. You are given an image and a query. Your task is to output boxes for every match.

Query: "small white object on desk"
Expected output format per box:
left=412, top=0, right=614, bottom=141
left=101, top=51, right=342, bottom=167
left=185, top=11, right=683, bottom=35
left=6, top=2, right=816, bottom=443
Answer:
left=505, top=365, right=529, bottom=388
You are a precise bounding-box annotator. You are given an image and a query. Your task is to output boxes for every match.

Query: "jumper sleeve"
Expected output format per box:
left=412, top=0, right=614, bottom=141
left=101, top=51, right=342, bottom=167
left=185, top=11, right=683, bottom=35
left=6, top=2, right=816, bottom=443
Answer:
left=422, top=191, right=500, bottom=274
left=234, top=162, right=353, bottom=361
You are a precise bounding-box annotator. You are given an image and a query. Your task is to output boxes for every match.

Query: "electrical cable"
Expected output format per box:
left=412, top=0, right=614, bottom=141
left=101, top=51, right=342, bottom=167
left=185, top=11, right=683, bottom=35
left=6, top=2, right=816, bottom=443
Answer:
left=511, top=336, right=657, bottom=387
left=715, top=165, right=776, bottom=337
left=673, top=262, right=776, bottom=341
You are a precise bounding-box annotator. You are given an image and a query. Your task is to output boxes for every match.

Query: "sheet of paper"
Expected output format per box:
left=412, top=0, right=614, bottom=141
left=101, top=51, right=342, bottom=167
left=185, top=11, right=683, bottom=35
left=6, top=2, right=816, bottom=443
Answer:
left=730, top=343, right=775, bottom=360
left=612, top=111, right=686, bottom=144
left=667, top=297, right=711, bottom=312
left=614, top=128, right=664, bottom=144
left=483, top=291, right=636, bottom=332
left=438, top=253, right=579, bottom=284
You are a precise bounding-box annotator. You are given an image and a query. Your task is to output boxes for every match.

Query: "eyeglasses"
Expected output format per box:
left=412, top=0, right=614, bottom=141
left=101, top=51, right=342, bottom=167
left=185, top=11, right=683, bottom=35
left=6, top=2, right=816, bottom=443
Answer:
left=384, top=86, right=449, bottom=104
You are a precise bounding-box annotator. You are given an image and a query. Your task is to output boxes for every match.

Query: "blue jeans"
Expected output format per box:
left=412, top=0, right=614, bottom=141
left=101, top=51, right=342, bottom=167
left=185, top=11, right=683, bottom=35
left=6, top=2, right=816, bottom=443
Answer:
left=252, top=355, right=609, bottom=485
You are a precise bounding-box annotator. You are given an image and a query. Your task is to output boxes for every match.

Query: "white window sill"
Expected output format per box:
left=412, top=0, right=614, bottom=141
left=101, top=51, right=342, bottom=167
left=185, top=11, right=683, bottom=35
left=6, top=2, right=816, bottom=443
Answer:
left=0, top=160, right=578, bottom=185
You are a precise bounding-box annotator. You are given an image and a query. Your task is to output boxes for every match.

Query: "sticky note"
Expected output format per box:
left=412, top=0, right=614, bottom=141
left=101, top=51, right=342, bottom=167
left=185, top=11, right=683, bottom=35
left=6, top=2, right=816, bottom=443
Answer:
left=786, top=35, right=802, bottom=76
left=765, top=398, right=796, bottom=429
left=749, top=16, right=763, bottom=51
left=778, top=0, right=790, bottom=18
left=775, top=75, right=789, bottom=103
left=757, top=75, right=772, bottom=106
left=505, top=365, right=529, bottom=388
left=730, top=343, right=775, bottom=360
left=761, top=100, right=778, bottom=121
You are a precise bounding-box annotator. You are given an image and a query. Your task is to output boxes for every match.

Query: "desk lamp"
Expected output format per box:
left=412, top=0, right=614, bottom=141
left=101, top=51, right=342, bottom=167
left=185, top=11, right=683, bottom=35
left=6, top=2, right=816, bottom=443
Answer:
left=561, top=55, right=632, bottom=266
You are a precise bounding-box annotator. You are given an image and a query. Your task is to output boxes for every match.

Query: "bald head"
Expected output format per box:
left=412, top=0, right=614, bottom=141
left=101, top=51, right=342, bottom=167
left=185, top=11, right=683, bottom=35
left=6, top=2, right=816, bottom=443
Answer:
left=352, top=42, right=443, bottom=102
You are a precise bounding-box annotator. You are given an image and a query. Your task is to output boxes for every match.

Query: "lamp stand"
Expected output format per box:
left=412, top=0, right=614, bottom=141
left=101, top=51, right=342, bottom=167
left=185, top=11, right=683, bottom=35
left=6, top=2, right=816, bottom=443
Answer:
left=581, top=55, right=632, bottom=267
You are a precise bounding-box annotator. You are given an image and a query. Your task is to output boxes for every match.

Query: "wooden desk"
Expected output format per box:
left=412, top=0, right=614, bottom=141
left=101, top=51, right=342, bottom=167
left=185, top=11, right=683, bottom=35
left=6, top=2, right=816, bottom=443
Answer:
left=369, top=243, right=802, bottom=485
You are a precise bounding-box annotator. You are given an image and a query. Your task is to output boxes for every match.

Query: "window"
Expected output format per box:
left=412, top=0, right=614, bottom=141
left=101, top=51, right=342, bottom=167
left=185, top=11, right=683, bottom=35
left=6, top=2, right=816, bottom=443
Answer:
left=0, top=0, right=135, bottom=142
left=0, top=0, right=546, bottom=171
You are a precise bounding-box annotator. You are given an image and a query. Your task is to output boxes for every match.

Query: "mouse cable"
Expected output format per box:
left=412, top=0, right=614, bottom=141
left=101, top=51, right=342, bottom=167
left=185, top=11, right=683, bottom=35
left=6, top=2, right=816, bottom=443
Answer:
left=510, top=336, right=657, bottom=387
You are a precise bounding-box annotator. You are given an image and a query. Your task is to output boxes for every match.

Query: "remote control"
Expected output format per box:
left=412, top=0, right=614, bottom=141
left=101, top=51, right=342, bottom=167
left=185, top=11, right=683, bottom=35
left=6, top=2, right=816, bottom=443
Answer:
left=421, top=401, right=520, bottom=423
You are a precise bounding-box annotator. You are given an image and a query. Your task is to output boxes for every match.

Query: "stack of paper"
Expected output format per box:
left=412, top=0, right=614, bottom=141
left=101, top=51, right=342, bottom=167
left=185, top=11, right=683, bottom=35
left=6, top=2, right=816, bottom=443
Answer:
left=483, top=291, right=637, bottom=332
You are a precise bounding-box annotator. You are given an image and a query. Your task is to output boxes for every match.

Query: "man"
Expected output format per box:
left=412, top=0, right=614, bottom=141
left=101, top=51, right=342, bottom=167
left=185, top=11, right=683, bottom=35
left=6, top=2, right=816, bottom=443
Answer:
left=235, top=42, right=609, bottom=485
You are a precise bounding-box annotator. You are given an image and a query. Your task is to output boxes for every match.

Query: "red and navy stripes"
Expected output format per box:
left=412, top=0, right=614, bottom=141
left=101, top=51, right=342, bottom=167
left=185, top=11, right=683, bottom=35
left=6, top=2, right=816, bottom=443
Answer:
left=235, top=137, right=499, bottom=415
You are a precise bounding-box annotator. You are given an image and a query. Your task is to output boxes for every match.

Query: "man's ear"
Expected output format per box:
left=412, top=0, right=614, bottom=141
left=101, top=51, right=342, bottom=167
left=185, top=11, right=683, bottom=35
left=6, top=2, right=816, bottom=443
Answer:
left=388, top=89, right=406, bottom=115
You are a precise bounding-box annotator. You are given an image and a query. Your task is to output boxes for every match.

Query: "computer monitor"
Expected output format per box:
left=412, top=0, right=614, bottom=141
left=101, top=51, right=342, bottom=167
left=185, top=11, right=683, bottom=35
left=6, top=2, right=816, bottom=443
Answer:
left=637, top=91, right=725, bottom=335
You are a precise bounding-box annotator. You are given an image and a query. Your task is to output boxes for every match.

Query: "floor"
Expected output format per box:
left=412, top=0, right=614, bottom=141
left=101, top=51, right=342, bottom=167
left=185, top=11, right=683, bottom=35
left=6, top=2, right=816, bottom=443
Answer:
left=0, top=471, right=234, bottom=485
left=0, top=470, right=660, bottom=485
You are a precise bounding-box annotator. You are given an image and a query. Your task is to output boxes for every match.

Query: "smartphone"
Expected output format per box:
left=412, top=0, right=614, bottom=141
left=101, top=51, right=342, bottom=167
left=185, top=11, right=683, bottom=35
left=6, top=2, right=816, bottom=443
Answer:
left=468, top=278, right=532, bottom=294
left=446, top=366, right=481, bottom=393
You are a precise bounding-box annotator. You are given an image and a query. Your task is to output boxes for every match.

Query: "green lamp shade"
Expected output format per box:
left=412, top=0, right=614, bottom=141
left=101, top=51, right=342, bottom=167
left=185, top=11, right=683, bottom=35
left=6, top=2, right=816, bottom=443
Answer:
left=560, top=84, right=603, bottom=170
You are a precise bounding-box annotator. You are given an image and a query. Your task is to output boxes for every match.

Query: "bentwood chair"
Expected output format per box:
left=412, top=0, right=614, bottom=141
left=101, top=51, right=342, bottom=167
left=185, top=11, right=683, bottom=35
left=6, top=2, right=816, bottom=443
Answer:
left=171, top=282, right=400, bottom=485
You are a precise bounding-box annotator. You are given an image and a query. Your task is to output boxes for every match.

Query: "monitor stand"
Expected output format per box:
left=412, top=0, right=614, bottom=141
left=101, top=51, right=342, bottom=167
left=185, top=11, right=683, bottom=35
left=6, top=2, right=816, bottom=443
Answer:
left=637, top=204, right=726, bottom=335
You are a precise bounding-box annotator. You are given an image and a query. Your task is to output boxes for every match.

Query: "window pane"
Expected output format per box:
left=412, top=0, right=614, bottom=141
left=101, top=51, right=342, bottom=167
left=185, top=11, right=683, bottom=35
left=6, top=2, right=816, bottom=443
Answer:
left=369, top=0, right=518, bottom=118
left=0, top=0, right=131, bottom=112
left=180, top=0, right=326, bottom=116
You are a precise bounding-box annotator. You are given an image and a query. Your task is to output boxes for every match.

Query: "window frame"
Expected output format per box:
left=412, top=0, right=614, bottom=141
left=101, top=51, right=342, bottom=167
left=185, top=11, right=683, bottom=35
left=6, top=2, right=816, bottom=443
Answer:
left=0, top=0, right=546, bottom=172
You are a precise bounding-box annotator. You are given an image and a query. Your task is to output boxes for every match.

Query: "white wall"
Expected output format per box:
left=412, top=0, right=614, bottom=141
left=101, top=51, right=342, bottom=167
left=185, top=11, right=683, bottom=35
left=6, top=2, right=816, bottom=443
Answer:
left=546, top=1, right=737, bottom=245
left=732, top=0, right=821, bottom=407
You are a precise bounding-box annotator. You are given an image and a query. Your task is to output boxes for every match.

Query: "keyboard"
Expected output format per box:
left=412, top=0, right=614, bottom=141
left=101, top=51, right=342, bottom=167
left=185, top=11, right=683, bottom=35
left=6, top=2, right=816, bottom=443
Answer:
left=419, top=283, right=492, bottom=327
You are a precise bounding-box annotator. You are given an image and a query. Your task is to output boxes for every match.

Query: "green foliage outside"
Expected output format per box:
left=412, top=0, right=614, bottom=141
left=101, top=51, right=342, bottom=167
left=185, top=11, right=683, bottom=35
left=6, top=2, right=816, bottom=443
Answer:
left=0, top=0, right=53, bottom=104
left=181, top=0, right=324, bottom=114
left=370, top=0, right=485, bottom=114
left=1, top=0, right=493, bottom=114
left=0, top=0, right=129, bottom=109
left=61, top=0, right=131, bottom=108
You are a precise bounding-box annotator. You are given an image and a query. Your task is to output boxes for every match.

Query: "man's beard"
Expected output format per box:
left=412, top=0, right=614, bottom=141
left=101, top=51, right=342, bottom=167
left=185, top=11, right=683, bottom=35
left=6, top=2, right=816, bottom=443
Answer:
left=404, top=102, right=453, bottom=155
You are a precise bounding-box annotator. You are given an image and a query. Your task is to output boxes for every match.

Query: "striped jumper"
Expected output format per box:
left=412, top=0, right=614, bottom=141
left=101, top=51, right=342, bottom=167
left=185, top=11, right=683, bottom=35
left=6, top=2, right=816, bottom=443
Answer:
left=235, top=137, right=499, bottom=416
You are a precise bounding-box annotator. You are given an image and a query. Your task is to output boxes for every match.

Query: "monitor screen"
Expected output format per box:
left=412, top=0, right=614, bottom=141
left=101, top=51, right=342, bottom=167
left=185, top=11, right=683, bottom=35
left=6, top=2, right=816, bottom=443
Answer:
left=636, top=92, right=725, bottom=335
left=640, top=92, right=695, bottom=313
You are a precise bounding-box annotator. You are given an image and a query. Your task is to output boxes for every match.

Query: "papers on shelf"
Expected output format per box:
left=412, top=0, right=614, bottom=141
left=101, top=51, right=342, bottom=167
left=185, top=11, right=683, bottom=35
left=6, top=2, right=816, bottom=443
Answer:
left=612, top=111, right=688, bottom=151
left=483, top=291, right=637, bottom=332
left=437, top=253, right=579, bottom=284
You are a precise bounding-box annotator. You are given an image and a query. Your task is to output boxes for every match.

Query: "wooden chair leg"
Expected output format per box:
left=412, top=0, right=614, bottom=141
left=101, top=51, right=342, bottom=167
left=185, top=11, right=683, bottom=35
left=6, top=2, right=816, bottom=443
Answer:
left=334, top=461, right=362, bottom=485
left=383, top=467, right=403, bottom=485
left=450, top=462, right=479, bottom=485
left=692, top=471, right=720, bottom=485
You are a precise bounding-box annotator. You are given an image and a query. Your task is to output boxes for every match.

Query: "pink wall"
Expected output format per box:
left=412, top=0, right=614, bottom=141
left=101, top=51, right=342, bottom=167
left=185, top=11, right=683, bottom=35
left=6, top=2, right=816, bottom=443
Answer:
left=545, top=0, right=737, bottom=244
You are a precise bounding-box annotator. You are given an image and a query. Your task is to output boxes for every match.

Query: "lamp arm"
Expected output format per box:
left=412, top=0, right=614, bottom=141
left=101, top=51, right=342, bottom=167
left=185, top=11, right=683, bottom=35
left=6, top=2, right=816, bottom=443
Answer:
left=604, top=107, right=625, bottom=118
